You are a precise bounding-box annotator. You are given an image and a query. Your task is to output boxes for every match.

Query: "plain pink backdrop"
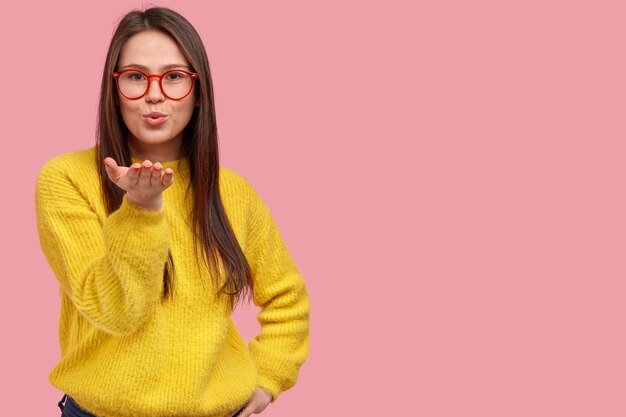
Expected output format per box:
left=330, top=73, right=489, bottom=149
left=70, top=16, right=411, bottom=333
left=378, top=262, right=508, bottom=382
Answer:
left=1, top=0, right=625, bottom=416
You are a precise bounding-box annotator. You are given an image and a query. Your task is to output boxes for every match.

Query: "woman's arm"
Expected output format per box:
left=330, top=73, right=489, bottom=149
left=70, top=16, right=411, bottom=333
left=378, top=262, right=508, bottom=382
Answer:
left=35, top=158, right=170, bottom=336
left=244, top=182, right=311, bottom=402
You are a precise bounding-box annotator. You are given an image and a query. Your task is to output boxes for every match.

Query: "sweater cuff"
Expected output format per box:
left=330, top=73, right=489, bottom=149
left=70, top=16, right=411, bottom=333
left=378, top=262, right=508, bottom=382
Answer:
left=258, top=376, right=281, bottom=403
left=117, top=195, right=166, bottom=225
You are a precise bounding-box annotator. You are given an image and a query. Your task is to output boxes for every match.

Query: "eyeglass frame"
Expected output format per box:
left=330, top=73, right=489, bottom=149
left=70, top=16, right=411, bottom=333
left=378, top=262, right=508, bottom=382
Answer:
left=111, top=68, right=199, bottom=101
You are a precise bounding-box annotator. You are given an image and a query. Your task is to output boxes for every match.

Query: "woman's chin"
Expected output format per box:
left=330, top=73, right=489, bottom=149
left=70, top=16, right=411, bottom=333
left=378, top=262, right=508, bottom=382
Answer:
left=133, top=130, right=173, bottom=144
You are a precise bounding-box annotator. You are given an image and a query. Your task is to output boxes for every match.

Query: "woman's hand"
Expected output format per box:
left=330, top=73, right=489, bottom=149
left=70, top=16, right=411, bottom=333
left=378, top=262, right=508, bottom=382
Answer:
left=228, top=387, right=273, bottom=417
left=104, top=157, right=174, bottom=212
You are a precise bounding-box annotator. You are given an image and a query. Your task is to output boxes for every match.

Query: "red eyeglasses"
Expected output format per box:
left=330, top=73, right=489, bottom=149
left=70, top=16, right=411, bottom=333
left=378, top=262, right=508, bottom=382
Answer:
left=112, top=68, right=199, bottom=100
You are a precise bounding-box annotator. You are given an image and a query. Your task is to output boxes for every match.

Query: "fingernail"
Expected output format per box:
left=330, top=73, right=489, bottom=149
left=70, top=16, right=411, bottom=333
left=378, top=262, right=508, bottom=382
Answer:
left=154, top=166, right=161, bottom=171
left=133, top=166, right=141, bottom=172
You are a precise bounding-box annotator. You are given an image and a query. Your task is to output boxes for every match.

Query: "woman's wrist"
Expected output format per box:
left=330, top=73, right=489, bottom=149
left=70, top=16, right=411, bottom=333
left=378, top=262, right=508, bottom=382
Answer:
left=126, top=195, right=163, bottom=212
left=259, top=386, right=274, bottom=402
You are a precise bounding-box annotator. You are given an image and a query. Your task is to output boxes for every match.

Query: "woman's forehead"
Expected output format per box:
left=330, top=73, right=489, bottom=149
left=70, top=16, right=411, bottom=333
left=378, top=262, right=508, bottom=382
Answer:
left=118, top=31, right=189, bottom=70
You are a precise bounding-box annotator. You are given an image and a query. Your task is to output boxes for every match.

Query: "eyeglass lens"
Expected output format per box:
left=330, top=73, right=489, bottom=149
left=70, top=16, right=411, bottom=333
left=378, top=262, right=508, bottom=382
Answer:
left=117, top=71, right=193, bottom=99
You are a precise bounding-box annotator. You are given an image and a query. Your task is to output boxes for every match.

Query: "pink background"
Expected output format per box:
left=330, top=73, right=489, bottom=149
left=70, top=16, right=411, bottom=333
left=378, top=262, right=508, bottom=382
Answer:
left=1, top=0, right=624, bottom=415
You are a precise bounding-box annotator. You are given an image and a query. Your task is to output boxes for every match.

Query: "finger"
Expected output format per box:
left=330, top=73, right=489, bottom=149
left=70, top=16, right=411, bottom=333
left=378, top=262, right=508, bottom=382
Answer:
left=236, top=404, right=254, bottom=417
left=227, top=409, right=241, bottom=417
left=161, top=168, right=174, bottom=187
left=227, top=406, right=246, bottom=417
left=138, top=160, right=153, bottom=186
left=128, top=163, right=142, bottom=185
left=151, top=162, right=163, bottom=186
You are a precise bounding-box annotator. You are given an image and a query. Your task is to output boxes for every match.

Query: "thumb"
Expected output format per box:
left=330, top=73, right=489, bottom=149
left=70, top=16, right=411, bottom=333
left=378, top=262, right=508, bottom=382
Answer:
left=103, top=157, right=122, bottom=183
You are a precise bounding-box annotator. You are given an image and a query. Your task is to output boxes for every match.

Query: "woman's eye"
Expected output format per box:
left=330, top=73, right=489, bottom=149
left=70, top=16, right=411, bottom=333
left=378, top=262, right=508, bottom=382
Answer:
left=166, top=72, right=185, bottom=81
left=125, top=72, right=145, bottom=81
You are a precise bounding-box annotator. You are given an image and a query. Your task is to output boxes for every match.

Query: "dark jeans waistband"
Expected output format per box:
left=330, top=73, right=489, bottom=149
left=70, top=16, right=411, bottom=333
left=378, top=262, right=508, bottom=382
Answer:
left=58, top=394, right=100, bottom=417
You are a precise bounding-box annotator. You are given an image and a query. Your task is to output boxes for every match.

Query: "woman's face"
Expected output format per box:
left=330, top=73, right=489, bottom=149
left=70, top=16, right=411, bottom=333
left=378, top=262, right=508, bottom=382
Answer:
left=116, top=30, right=198, bottom=160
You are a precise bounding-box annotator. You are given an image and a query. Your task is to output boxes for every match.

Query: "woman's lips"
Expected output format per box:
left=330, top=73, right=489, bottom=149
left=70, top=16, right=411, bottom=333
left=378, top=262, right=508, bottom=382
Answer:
left=143, top=116, right=168, bottom=126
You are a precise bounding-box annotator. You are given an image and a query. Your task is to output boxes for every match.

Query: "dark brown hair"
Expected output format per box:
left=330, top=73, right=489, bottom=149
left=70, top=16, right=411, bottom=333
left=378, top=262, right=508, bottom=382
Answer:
left=95, top=6, right=252, bottom=307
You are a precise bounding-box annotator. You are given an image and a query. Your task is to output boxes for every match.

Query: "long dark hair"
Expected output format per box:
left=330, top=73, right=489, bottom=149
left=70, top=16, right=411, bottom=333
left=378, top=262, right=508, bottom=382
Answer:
left=95, top=6, right=252, bottom=307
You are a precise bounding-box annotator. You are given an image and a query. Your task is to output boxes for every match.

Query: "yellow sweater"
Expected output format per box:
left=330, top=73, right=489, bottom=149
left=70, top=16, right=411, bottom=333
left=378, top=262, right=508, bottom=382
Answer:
left=35, top=147, right=310, bottom=417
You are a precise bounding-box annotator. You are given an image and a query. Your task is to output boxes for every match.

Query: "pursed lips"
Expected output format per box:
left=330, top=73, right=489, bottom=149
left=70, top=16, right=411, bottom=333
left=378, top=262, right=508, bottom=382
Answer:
left=145, top=112, right=167, bottom=118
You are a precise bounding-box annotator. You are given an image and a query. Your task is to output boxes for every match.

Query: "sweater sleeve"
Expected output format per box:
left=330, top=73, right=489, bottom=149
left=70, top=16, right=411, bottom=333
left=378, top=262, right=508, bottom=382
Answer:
left=35, top=159, right=170, bottom=336
left=244, top=183, right=311, bottom=402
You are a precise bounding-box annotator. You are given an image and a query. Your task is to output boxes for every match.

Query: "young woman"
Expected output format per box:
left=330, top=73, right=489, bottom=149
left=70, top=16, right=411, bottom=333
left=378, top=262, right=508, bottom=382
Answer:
left=35, top=7, right=310, bottom=417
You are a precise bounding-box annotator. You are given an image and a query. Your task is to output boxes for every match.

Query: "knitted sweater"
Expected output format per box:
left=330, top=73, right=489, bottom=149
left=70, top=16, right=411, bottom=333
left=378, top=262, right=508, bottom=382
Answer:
left=35, top=147, right=310, bottom=417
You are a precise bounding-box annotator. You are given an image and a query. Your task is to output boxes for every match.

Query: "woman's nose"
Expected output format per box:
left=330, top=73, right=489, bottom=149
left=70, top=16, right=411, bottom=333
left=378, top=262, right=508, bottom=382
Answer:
left=145, top=78, right=164, bottom=102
